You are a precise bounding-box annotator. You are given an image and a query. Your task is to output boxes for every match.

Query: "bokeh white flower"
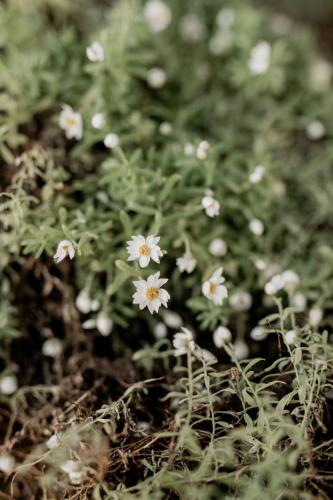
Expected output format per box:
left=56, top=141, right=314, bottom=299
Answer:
left=209, top=238, right=227, bottom=257
left=53, top=240, right=75, bottom=264
left=86, top=41, right=104, bottom=62
left=248, top=41, right=271, bottom=75
left=154, top=322, right=167, bottom=339
left=213, top=326, right=232, bottom=347
left=249, top=165, right=265, bottom=184
left=0, top=453, right=16, bottom=474
left=147, top=67, right=167, bottom=88
left=180, top=13, right=206, bottom=43
left=104, top=133, right=119, bottom=149
left=162, top=311, right=183, bottom=329
left=173, top=327, right=195, bottom=356
left=59, top=105, right=82, bottom=140
left=284, top=330, right=297, bottom=345
left=0, top=375, right=17, bottom=395
left=42, top=338, right=62, bottom=357
left=176, top=253, right=196, bottom=274
left=202, top=267, right=228, bottom=305
left=306, top=120, right=325, bottom=141
left=234, top=340, right=249, bottom=360
left=144, top=0, right=171, bottom=33
left=196, top=140, right=210, bottom=160
left=96, top=311, right=113, bottom=336
left=249, top=218, right=264, bottom=236
left=91, top=113, right=105, bottom=129
left=250, top=326, right=267, bottom=341
left=201, top=194, right=220, bottom=218
left=229, top=291, right=252, bottom=311
left=309, top=306, right=323, bottom=327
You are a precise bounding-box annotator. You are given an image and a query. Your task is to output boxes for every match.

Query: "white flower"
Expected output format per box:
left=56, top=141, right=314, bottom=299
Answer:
left=46, top=434, right=60, bottom=449
left=272, top=180, right=286, bottom=196
left=234, top=340, right=249, bottom=360
left=133, top=272, right=170, bottom=314
left=213, top=326, right=232, bottom=347
left=91, top=299, right=100, bottom=311
left=91, top=113, right=105, bottom=129
left=176, top=253, right=196, bottom=274
left=0, top=375, right=17, bottom=395
left=196, top=140, right=210, bottom=160
left=104, top=133, right=119, bottom=149
left=201, top=194, right=220, bottom=218
left=249, top=218, right=264, bottom=236
left=311, top=59, right=332, bottom=91
left=202, top=267, right=228, bottom=306
left=180, top=14, right=206, bottom=43
left=127, top=235, right=163, bottom=268
left=53, top=240, right=75, bottom=264
left=42, top=338, right=62, bottom=358
left=59, top=105, right=83, bottom=140
left=249, top=165, right=265, bottom=184
left=144, top=0, right=171, bottom=32
left=264, top=274, right=284, bottom=295
left=216, top=8, right=235, bottom=28
left=284, top=330, right=297, bottom=345
left=306, top=120, right=325, bottom=141
left=76, top=290, right=92, bottom=314
left=61, top=460, right=84, bottom=485
left=159, top=122, right=172, bottom=135
left=154, top=322, right=167, bottom=339
left=173, top=327, right=195, bottom=356
left=96, top=312, right=113, bottom=336
left=250, top=326, right=267, bottom=341
left=86, top=41, right=104, bottom=62
left=147, top=67, right=167, bottom=88
left=0, top=454, right=16, bottom=474
left=184, top=142, right=195, bottom=156
left=82, top=318, right=97, bottom=330
left=291, top=292, right=307, bottom=312
left=255, top=258, right=267, bottom=271
left=229, top=291, right=252, bottom=311
left=281, top=270, right=300, bottom=291
left=248, top=41, right=271, bottom=75
left=309, top=306, right=323, bottom=327
left=209, top=238, right=227, bottom=257
left=162, top=311, right=183, bottom=329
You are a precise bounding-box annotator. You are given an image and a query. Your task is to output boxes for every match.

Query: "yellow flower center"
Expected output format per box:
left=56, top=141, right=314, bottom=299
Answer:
left=209, top=282, right=217, bottom=295
left=146, top=287, right=159, bottom=301
left=139, top=244, right=151, bottom=256
left=66, top=117, right=77, bottom=127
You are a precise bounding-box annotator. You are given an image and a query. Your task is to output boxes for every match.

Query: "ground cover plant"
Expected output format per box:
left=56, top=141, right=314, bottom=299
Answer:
left=1, top=0, right=333, bottom=498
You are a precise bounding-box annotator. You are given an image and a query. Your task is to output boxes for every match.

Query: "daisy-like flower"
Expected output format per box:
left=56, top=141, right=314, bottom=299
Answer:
left=127, top=235, right=163, bottom=268
left=147, top=67, right=167, bottom=88
left=104, top=133, right=119, bottom=149
left=213, top=326, right=232, bottom=347
left=59, top=105, right=83, bottom=140
left=53, top=240, right=75, bottom=264
left=91, top=113, right=105, bottom=129
left=202, top=267, right=228, bottom=305
left=176, top=252, right=197, bottom=274
left=86, top=41, right=104, bottom=62
left=173, top=327, right=195, bottom=356
left=133, top=272, right=170, bottom=314
left=143, top=0, right=172, bottom=32
left=249, top=164, right=265, bottom=184
left=248, top=41, right=271, bottom=75
left=201, top=193, right=220, bottom=218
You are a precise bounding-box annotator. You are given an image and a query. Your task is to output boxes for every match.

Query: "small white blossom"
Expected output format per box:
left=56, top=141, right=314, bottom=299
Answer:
left=209, top=238, right=227, bottom=257
left=162, top=311, right=183, bottom=329
left=59, top=105, right=82, bottom=140
left=46, top=434, right=60, bottom=449
left=144, top=0, right=172, bottom=32
left=61, top=460, right=84, bottom=485
left=184, top=142, right=195, bottom=156
left=173, top=327, right=195, bottom=356
left=127, top=235, right=163, bottom=268
left=159, top=121, right=172, bottom=135
left=86, top=41, right=104, bottom=62
left=0, top=375, right=17, bottom=395
left=202, top=267, right=228, bottom=306
left=255, top=258, right=267, bottom=271
left=91, top=299, right=100, bottom=311
left=229, top=291, right=252, bottom=311
left=196, top=140, right=210, bottom=160
left=284, top=330, right=297, bottom=345
left=82, top=318, right=97, bottom=330
left=0, top=454, right=15, bottom=474
left=91, top=113, right=105, bottom=129
left=281, top=270, right=300, bottom=291
left=133, top=272, right=170, bottom=314
left=42, top=338, right=62, bottom=358
left=176, top=253, right=196, bottom=274
left=264, top=274, right=284, bottom=295
left=104, top=133, right=119, bottom=149
left=306, top=120, right=325, bottom=141
left=209, top=31, right=233, bottom=55
left=271, top=180, right=286, bottom=196
left=249, top=165, right=266, bottom=184
left=53, top=240, right=75, bottom=264
left=250, top=326, right=267, bottom=341
left=309, top=306, right=323, bottom=327
left=291, top=292, right=307, bottom=312
left=311, top=59, right=332, bottom=91
left=234, top=340, right=249, bottom=360
left=201, top=194, right=220, bottom=218
left=147, top=68, right=167, bottom=88
left=76, top=290, right=92, bottom=314
left=216, top=8, right=235, bottom=28
left=213, top=326, right=232, bottom=347
left=249, top=218, right=264, bottom=236
left=248, top=41, right=271, bottom=75
left=154, top=322, right=167, bottom=339
left=180, top=14, right=206, bottom=43
left=96, top=312, right=113, bottom=336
